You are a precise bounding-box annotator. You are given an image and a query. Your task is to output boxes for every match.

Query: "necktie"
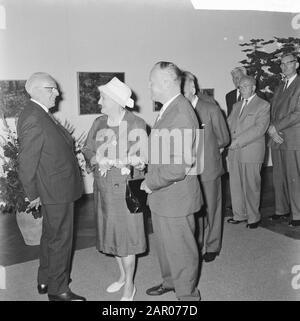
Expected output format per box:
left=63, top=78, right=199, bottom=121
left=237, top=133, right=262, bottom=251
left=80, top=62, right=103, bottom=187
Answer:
left=239, top=99, right=248, bottom=118
left=237, top=92, right=241, bottom=102
left=283, top=80, right=288, bottom=91
left=48, top=112, right=58, bottom=124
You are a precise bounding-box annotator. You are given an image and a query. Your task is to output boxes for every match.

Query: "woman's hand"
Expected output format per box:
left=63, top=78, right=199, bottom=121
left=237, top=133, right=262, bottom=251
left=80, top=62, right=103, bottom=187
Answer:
left=128, top=155, right=145, bottom=170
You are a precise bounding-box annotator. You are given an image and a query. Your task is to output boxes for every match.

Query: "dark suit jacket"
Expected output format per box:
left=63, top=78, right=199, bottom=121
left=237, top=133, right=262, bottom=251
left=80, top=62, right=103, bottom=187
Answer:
left=270, top=75, right=300, bottom=150
left=194, top=97, right=230, bottom=181
left=225, top=89, right=239, bottom=117
left=145, top=94, right=203, bottom=217
left=17, top=100, right=83, bottom=204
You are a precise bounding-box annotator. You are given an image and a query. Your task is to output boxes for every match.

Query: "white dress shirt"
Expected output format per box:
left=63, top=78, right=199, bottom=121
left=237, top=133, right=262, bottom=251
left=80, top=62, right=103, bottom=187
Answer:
left=157, top=93, right=181, bottom=121
left=30, top=98, right=48, bottom=113
left=239, top=93, right=256, bottom=116
left=285, top=73, right=297, bottom=89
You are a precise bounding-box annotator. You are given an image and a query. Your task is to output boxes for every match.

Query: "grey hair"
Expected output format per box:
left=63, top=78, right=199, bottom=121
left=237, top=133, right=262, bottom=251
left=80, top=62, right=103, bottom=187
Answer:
left=25, top=72, right=54, bottom=94
left=231, top=66, right=247, bottom=76
left=182, top=71, right=199, bottom=94
left=239, top=75, right=256, bottom=87
left=154, top=61, right=182, bottom=83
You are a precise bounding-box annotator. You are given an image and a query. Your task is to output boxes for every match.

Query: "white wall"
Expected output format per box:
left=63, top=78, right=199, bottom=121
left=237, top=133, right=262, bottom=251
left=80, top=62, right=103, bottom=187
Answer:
left=0, top=0, right=299, bottom=192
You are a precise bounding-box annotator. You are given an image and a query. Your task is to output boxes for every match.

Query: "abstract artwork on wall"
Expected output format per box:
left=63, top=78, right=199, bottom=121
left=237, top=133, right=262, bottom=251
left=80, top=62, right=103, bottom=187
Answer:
left=0, top=80, right=28, bottom=118
left=77, top=72, right=125, bottom=115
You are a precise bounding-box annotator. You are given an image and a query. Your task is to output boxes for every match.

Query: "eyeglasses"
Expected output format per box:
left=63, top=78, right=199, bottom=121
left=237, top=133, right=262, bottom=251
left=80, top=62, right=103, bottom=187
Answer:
left=280, top=60, right=296, bottom=67
left=43, top=86, right=58, bottom=92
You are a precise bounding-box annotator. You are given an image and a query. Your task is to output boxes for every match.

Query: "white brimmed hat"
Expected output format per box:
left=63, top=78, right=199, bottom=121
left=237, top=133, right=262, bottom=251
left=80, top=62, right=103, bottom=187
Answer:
left=98, top=77, right=134, bottom=108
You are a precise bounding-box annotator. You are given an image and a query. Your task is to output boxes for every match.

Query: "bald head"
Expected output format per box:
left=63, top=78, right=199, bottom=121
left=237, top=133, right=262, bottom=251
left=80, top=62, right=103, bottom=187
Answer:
left=25, top=72, right=56, bottom=95
left=25, top=72, right=59, bottom=109
left=149, top=61, right=182, bottom=103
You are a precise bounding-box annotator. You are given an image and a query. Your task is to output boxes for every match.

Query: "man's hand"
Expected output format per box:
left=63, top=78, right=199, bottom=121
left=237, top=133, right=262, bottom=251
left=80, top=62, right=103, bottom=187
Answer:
left=26, top=197, right=41, bottom=211
left=140, top=180, right=152, bottom=194
left=229, top=139, right=239, bottom=150
left=268, top=125, right=284, bottom=144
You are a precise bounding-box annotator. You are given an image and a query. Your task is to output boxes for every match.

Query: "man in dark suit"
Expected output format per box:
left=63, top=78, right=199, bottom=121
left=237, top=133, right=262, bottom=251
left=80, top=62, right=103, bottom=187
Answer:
left=268, top=53, right=300, bottom=227
left=141, top=62, right=203, bottom=301
left=225, top=67, right=247, bottom=117
left=183, top=71, right=230, bottom=262
left=17, top=72, right=86, bottom=301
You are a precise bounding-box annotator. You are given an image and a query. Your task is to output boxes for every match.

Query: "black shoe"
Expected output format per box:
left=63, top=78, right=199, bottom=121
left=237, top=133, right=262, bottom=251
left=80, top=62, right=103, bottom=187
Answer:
left=269, top=213, right=289, bottom=221
left=48, top=290, right=86, bottom=301
left=146, top=284, right=174, bottom=296
left=246, top=221, right=260, bottom=229
left=227, top=218, right=247, bottom=224
left=203, top=252, right=218, bottom=262
left=288, top=220, right=300, bottom=227
left=37, top=284, right=48, bottom=295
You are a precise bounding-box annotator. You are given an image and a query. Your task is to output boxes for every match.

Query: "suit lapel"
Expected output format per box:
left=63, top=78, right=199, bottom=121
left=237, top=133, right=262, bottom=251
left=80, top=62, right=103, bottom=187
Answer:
left=239, top=95, right=257, bottom=122
left=153, top=95, right=180, bottom=129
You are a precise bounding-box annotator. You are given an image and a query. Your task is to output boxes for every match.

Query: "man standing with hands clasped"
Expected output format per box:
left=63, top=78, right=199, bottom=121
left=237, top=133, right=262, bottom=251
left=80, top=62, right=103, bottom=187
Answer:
left=17, top=72, right=86, bottom=301
left=141, top=61, right=203, bottom=301
left=268, top=53, right=300, bottom=227
left=227, top=76, right=270, bottom=228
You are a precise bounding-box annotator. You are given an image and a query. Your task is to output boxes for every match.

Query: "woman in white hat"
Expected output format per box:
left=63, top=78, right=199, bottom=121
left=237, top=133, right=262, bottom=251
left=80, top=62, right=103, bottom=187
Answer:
left=83, top=77, right=148, bottom=301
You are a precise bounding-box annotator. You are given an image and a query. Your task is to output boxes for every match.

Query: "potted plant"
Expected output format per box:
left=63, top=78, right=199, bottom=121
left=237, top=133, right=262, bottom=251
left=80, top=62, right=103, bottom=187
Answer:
left=0, top=112, right=86, bottom=246
left=239, top=37, right=300, bottom=101
left=0, top=113, right=42, bottom=245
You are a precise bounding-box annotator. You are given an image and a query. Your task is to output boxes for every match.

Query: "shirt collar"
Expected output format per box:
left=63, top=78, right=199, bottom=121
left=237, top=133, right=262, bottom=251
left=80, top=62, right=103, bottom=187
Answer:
left=158, top=93, right=180, bottom=119
left=286, top=74, right=297, bottom=87
left=243, top=93, right=256, bottom=105
left=30, top=98, right=49, bottom=113
left=191, top=95, right=198, bottom=108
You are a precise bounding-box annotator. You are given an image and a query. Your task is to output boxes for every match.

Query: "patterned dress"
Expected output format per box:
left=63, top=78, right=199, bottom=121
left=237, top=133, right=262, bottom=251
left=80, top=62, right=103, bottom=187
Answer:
left=83, top=111, right=147, bottom=256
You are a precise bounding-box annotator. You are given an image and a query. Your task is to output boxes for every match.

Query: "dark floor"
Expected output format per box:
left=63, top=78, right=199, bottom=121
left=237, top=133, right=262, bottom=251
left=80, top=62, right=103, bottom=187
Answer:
left=0, top=166, right=299, bottom=267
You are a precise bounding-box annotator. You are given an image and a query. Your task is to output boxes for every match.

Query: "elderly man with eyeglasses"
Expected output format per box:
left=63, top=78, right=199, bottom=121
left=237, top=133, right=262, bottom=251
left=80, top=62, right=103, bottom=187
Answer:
left=17, top=72, right=86, bottom=300
left=268, top=53, right=300, bottom=227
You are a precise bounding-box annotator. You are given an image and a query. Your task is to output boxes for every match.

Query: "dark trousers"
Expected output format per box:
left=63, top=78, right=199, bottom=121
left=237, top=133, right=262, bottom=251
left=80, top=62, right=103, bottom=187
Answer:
left=197, top=177, right=222, bottom=253
left=272, top=149, right=300, bottom=220
left=38, top=202, right=74, bottom=295
left=151, top=212, right=200, bottom=301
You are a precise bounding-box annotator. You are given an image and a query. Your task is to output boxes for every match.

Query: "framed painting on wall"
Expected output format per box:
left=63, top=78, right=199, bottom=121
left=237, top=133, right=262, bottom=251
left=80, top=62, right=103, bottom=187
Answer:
left=202, top=88, right=214, bottom=98
left=77, top=72, right=125, bottom=115
left=0, top=80, right=28, bottom=118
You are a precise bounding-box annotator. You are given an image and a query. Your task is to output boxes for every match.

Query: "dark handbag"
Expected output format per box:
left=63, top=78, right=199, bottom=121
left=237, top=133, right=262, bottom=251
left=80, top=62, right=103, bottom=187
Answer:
left=126, top=169, right=147, bottom=214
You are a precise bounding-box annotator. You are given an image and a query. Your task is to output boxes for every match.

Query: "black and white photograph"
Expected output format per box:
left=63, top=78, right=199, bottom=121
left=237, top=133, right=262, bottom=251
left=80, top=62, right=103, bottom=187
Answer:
left=0, top=0, right=300, bottom=304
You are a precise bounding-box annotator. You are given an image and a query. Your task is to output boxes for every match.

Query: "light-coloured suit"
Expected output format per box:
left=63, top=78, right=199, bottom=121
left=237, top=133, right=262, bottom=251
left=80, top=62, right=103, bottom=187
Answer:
left=145, top=94, right=203, bottom=301
left=270, top=75, right=300, bottom=220
left=228, top=95, right=270, bottom=223
left=194, top=97, right=230, bottom=254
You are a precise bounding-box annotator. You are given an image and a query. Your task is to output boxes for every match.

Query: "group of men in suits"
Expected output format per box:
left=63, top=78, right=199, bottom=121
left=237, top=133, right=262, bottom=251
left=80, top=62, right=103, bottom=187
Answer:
left=225, top=53, right=300, bottom=229
left=17, top=53, right=300, bottom=302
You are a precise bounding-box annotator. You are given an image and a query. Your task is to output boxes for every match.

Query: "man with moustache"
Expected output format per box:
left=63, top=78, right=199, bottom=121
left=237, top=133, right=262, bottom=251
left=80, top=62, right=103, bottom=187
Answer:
left=141, top=62, right=203, bottom=301
left=17, top=72, right=86, bottom=301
